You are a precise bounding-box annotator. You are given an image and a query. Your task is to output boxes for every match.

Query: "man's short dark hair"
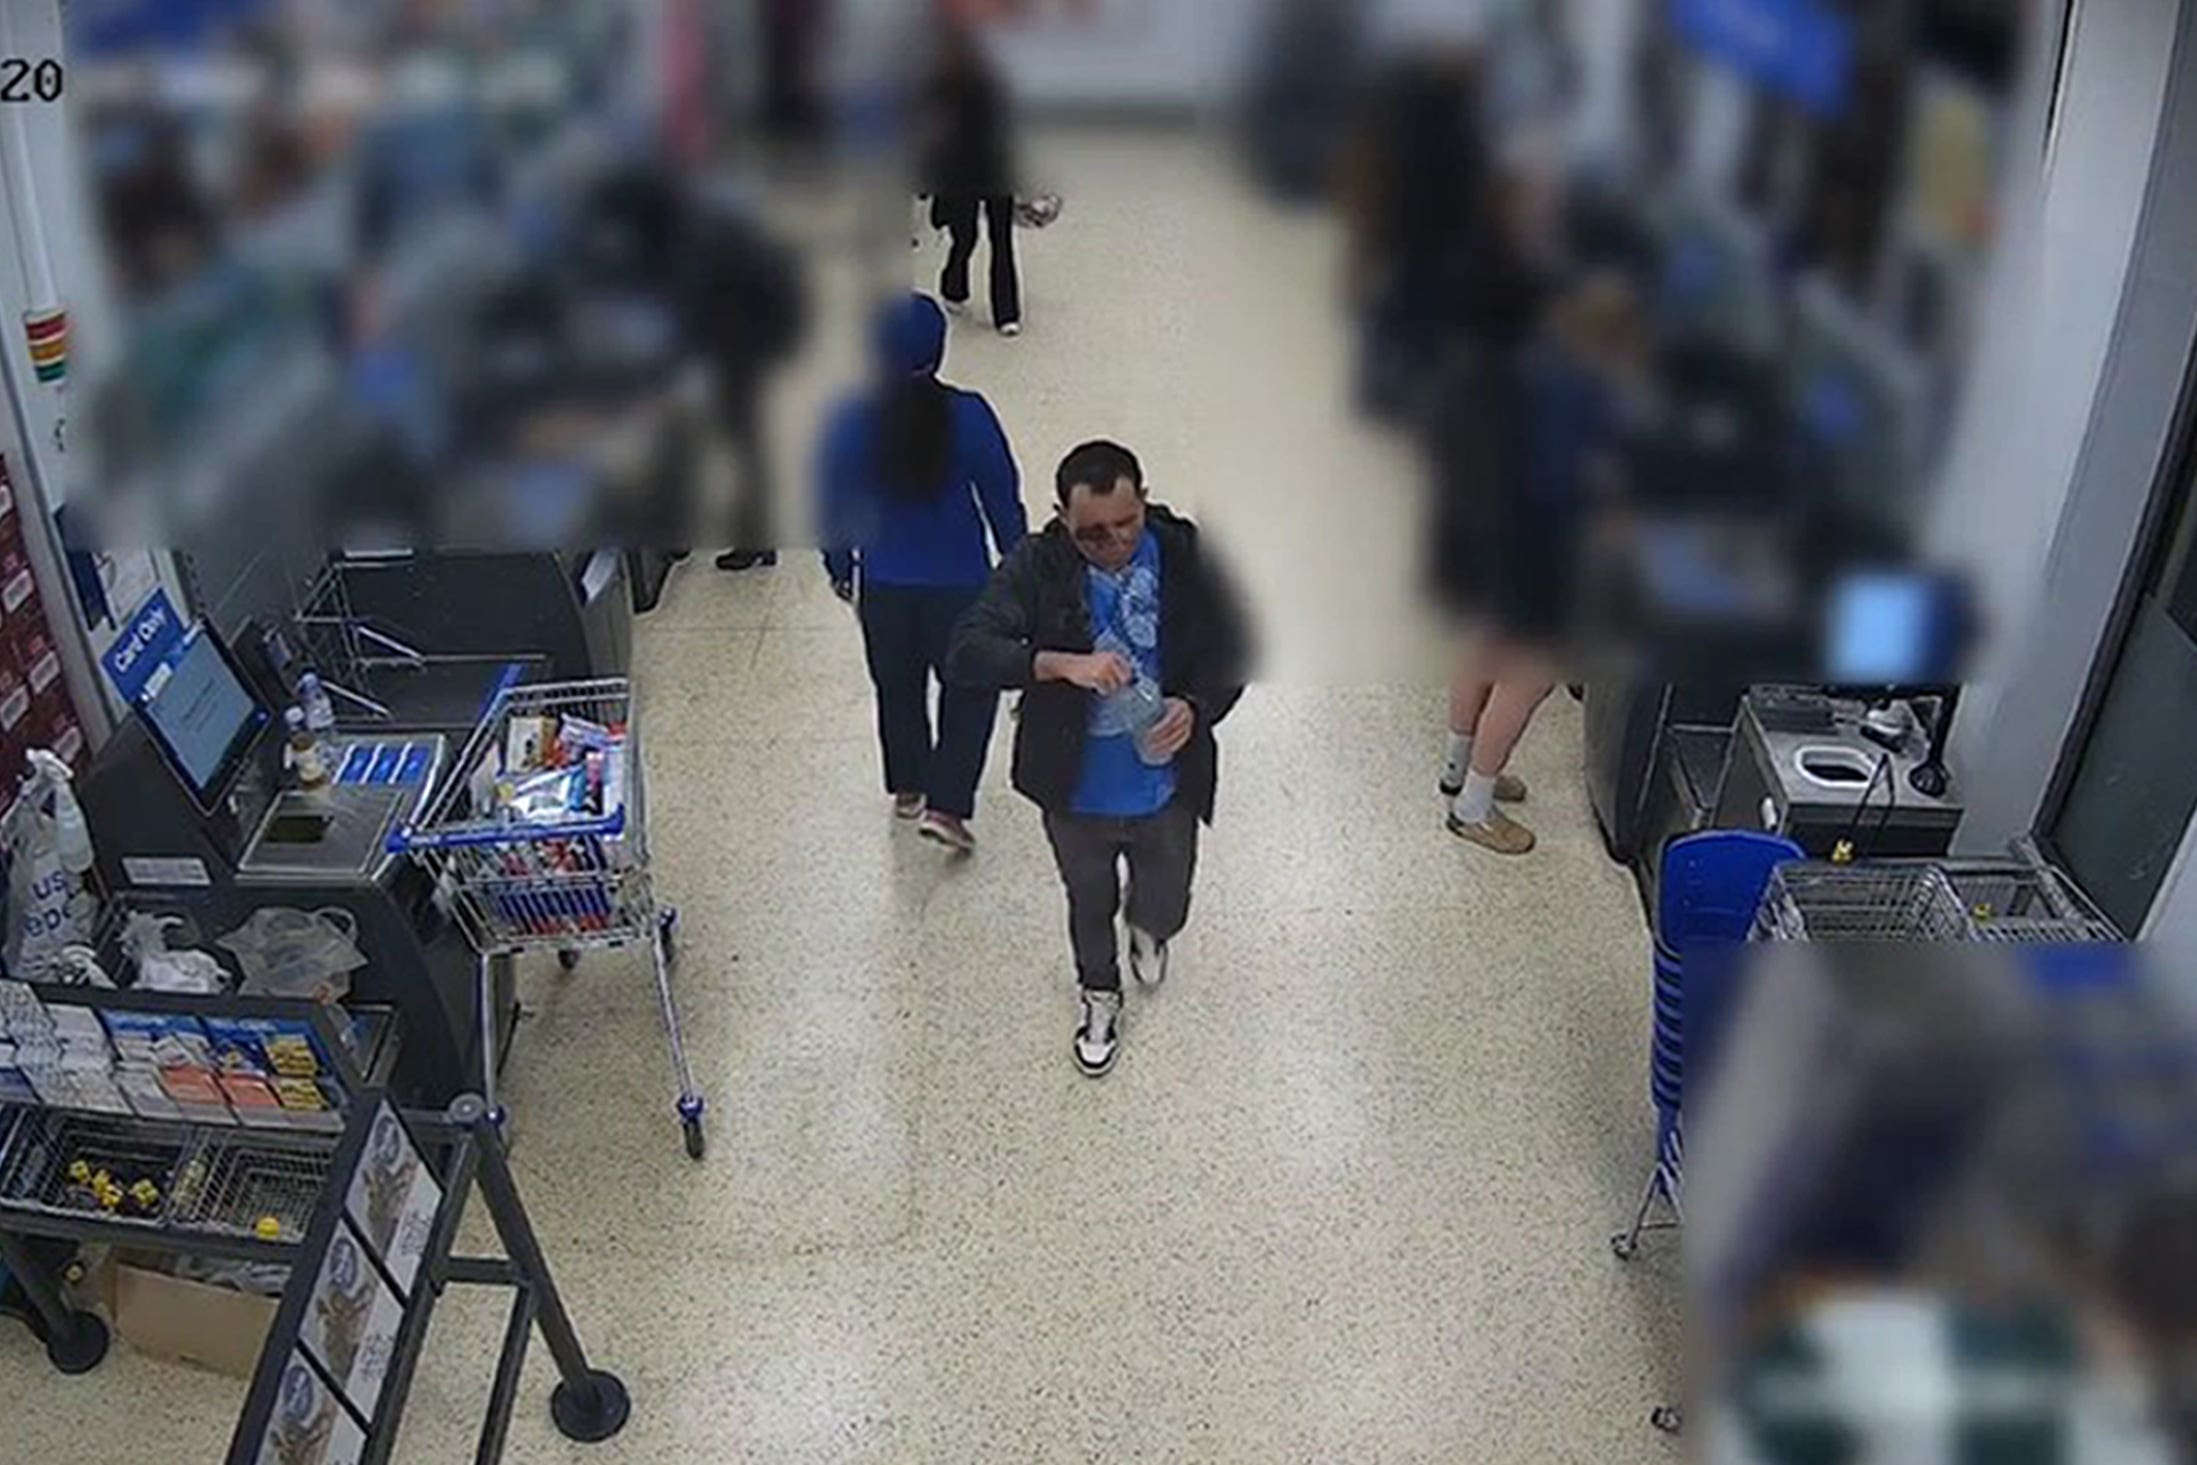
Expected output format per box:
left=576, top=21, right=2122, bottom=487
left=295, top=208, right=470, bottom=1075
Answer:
left=1055, top=440, right=1143, bottom=504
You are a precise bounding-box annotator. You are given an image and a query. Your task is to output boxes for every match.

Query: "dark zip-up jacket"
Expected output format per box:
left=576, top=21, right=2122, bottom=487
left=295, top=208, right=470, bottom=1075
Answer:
left=946, top=505, right=1251, bottom=823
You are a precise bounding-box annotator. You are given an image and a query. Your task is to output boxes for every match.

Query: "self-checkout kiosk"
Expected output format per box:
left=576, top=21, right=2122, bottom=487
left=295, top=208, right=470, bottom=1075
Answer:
left=76, top=591, right=498, bottom=1105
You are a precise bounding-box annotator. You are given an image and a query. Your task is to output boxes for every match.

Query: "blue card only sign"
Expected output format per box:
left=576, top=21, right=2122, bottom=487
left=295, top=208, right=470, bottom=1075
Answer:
left=102, top=588, right=184, bottom=705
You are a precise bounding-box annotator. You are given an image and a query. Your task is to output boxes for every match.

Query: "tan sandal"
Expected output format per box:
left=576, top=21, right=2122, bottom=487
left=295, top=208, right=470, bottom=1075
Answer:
left=1446, top=807, right=1537, bottom=855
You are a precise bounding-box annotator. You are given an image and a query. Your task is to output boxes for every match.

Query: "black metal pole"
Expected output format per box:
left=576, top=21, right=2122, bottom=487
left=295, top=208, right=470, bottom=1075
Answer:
left=0, top=1230, right=71, bottom=1335
left=448, top=1096, right=630, bottom=1444
left=0, top=1229, right=108, bottom=1374
left=474, top=1287, right=538, bottom=1465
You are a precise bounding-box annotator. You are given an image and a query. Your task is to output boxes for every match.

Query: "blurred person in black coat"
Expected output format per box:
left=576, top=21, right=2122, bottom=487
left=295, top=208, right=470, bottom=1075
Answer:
left=921, top=20, right=1022, bottom=335
left=761, top=0, right=831, bottom=152
left=1342, top=47, right=1490, bottom=424
left=678, top=186, right=811, bottom=571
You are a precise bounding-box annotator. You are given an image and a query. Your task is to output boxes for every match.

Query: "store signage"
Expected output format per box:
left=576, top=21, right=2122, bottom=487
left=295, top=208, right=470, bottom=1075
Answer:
left=100, top=587, right=183, bottom=705
left=1671, top=0, right=1854, bottom=119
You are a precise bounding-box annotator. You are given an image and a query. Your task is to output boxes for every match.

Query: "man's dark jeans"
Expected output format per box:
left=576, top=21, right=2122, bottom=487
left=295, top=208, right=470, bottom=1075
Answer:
left=1041, top=802, right=1200, bottom=993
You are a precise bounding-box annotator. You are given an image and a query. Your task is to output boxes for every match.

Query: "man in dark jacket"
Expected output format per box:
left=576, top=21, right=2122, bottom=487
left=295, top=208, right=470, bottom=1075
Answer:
left=947, top=441, right=1250, bottom=1077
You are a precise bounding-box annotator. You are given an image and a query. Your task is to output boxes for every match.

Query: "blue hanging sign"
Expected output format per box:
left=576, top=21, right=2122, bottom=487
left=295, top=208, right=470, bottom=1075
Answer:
left=1671, top=0, right=1856, bottom=120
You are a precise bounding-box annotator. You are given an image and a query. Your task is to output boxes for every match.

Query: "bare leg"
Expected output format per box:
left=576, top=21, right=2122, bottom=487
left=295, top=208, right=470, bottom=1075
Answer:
left=1444, top=629, right=1511, bottom=798
left=1448, top=638, right=1554, bottom=851
left=1449, top=635, right=1494, bottom=736
left=1471, top=679, right=1555, bottom=776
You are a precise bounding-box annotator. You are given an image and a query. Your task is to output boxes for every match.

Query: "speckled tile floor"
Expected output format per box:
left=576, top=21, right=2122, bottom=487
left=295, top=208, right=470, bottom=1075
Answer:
left=0, top=132, right=1676, bottom=1462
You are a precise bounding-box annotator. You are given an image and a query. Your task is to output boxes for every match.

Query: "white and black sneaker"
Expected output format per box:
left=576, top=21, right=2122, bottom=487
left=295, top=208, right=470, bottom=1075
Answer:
left=1128, top=926, right=1169, bottom=990
left=1074, top=988, right=1121, bottom=1078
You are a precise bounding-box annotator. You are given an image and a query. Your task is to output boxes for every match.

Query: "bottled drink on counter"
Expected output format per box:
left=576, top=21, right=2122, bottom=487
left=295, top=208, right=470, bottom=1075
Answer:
left=285, top=707, right=330, bottom=790
left=298, top=671, right=337, bottom=758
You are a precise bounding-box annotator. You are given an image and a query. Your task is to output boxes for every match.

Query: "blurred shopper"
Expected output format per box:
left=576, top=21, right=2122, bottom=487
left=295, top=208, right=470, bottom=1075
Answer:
left=948, top=442, right=1249, bottom=1078
left=1239, top=0, right=1368, bottom=202
left=97, top=113, right=218, bottom=296
left=1342, top=42, right=1490, bottom=422
left=921, top=21, right=1022, bottom=335
left=679, top=184, right=811, bottom=572
left=1435, top=276, right=1644, bottom=855
left=760, top=0, right=831, bottom=155
left=821, top=296, right=1027, bottom=851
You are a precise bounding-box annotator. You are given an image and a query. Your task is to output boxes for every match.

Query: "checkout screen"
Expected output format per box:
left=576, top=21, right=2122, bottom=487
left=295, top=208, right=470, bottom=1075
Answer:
left=143, top=631, right=260, bottom=798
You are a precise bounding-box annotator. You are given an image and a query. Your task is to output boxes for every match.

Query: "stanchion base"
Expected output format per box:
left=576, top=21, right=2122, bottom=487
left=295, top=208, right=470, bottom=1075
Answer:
left=46, top=1312, right=110, bottom=1375
left=551, top=1370, right=632, bottom=1443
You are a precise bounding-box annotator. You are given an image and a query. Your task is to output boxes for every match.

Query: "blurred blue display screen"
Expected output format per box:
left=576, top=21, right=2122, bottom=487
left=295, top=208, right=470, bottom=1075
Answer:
left=1826, top=571, right=1961, bottom=685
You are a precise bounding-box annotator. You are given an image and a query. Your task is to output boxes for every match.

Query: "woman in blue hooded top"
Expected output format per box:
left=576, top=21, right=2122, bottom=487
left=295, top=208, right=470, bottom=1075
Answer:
left=820, top=294, right=1028, bottom=852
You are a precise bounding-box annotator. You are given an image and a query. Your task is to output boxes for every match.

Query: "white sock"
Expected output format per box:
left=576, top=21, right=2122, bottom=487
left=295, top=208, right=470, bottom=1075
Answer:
left=1452, top=770, right=1498, bottom=825
left=1444, top=732, right=1474, bottom=788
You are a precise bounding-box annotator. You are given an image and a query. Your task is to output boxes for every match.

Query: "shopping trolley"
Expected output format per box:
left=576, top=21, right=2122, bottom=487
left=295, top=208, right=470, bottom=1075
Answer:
left=389, top=678, right=706, bottom=1159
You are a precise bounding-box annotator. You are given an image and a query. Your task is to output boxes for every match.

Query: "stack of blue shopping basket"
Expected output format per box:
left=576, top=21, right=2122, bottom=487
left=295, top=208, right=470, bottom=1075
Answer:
left=1616, top=831, right=1803, bottom=1265
left=1616, top=831, right=1802, bottom=1437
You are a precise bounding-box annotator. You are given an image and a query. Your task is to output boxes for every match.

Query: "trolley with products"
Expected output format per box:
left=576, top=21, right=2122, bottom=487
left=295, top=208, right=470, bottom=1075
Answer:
left=389, top=677, right=705, bottom=1159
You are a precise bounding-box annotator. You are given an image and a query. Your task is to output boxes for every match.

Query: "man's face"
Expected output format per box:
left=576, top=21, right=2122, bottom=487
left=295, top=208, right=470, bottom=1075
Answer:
left=1063, top=479, right=1147, bottom=572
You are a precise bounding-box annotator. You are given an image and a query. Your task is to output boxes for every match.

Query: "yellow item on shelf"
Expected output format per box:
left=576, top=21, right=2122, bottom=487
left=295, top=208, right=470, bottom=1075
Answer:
left=255, top=1215, right=283, bottom=1241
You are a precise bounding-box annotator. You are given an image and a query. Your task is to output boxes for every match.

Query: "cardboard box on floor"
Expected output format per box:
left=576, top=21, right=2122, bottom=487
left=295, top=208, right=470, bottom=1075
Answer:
left=99, top=1250, right=281, bottom=1379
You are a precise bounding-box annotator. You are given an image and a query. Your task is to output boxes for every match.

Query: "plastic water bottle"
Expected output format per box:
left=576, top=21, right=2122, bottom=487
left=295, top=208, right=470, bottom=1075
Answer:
left=1115, top=680, right=1175, bottom=767
left=299, top=671, right=337, bottom=759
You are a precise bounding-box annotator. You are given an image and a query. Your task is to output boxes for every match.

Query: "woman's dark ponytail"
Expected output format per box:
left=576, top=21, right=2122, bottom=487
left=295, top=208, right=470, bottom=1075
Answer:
left=875, top=374, right=954, bottom=499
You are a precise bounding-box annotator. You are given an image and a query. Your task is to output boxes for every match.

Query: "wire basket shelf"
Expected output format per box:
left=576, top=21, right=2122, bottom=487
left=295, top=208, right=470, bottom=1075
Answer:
left=1938, top=860, right=2120, bottom=943
left=167, top=1132, right=337, bottom=1244
left=0, top=1106, right=337, bottom=1241
left=1752, top=863, right=1976, bottom=942
left=0, top=1109, right=194, bottom=1229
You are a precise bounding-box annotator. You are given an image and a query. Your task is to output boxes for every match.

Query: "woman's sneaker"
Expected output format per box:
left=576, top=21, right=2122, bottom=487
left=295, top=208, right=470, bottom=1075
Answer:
left=1128, top=926, right=1169, bottom=990
left=1074, top=989, right=1121, bottom=1077
left=918, top=810, right=976, bottom=854
left=893, top=793, right=926, bottom=820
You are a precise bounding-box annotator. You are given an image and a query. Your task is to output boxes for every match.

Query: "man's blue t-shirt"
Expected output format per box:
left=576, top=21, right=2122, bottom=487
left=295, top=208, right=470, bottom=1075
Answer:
left=1072, top=531, right=1177, bottom=817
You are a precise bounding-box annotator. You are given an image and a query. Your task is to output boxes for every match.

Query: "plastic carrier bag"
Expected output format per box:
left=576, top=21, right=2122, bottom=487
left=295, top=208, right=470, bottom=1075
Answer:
left=4, top=749, right=98, bottom=982
left=218, top=906, right=367, bottom=1002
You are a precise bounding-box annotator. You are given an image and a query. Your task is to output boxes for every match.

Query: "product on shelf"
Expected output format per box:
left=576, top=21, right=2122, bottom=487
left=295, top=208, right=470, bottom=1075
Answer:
left=0, top=987, right=355, bottom=1132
